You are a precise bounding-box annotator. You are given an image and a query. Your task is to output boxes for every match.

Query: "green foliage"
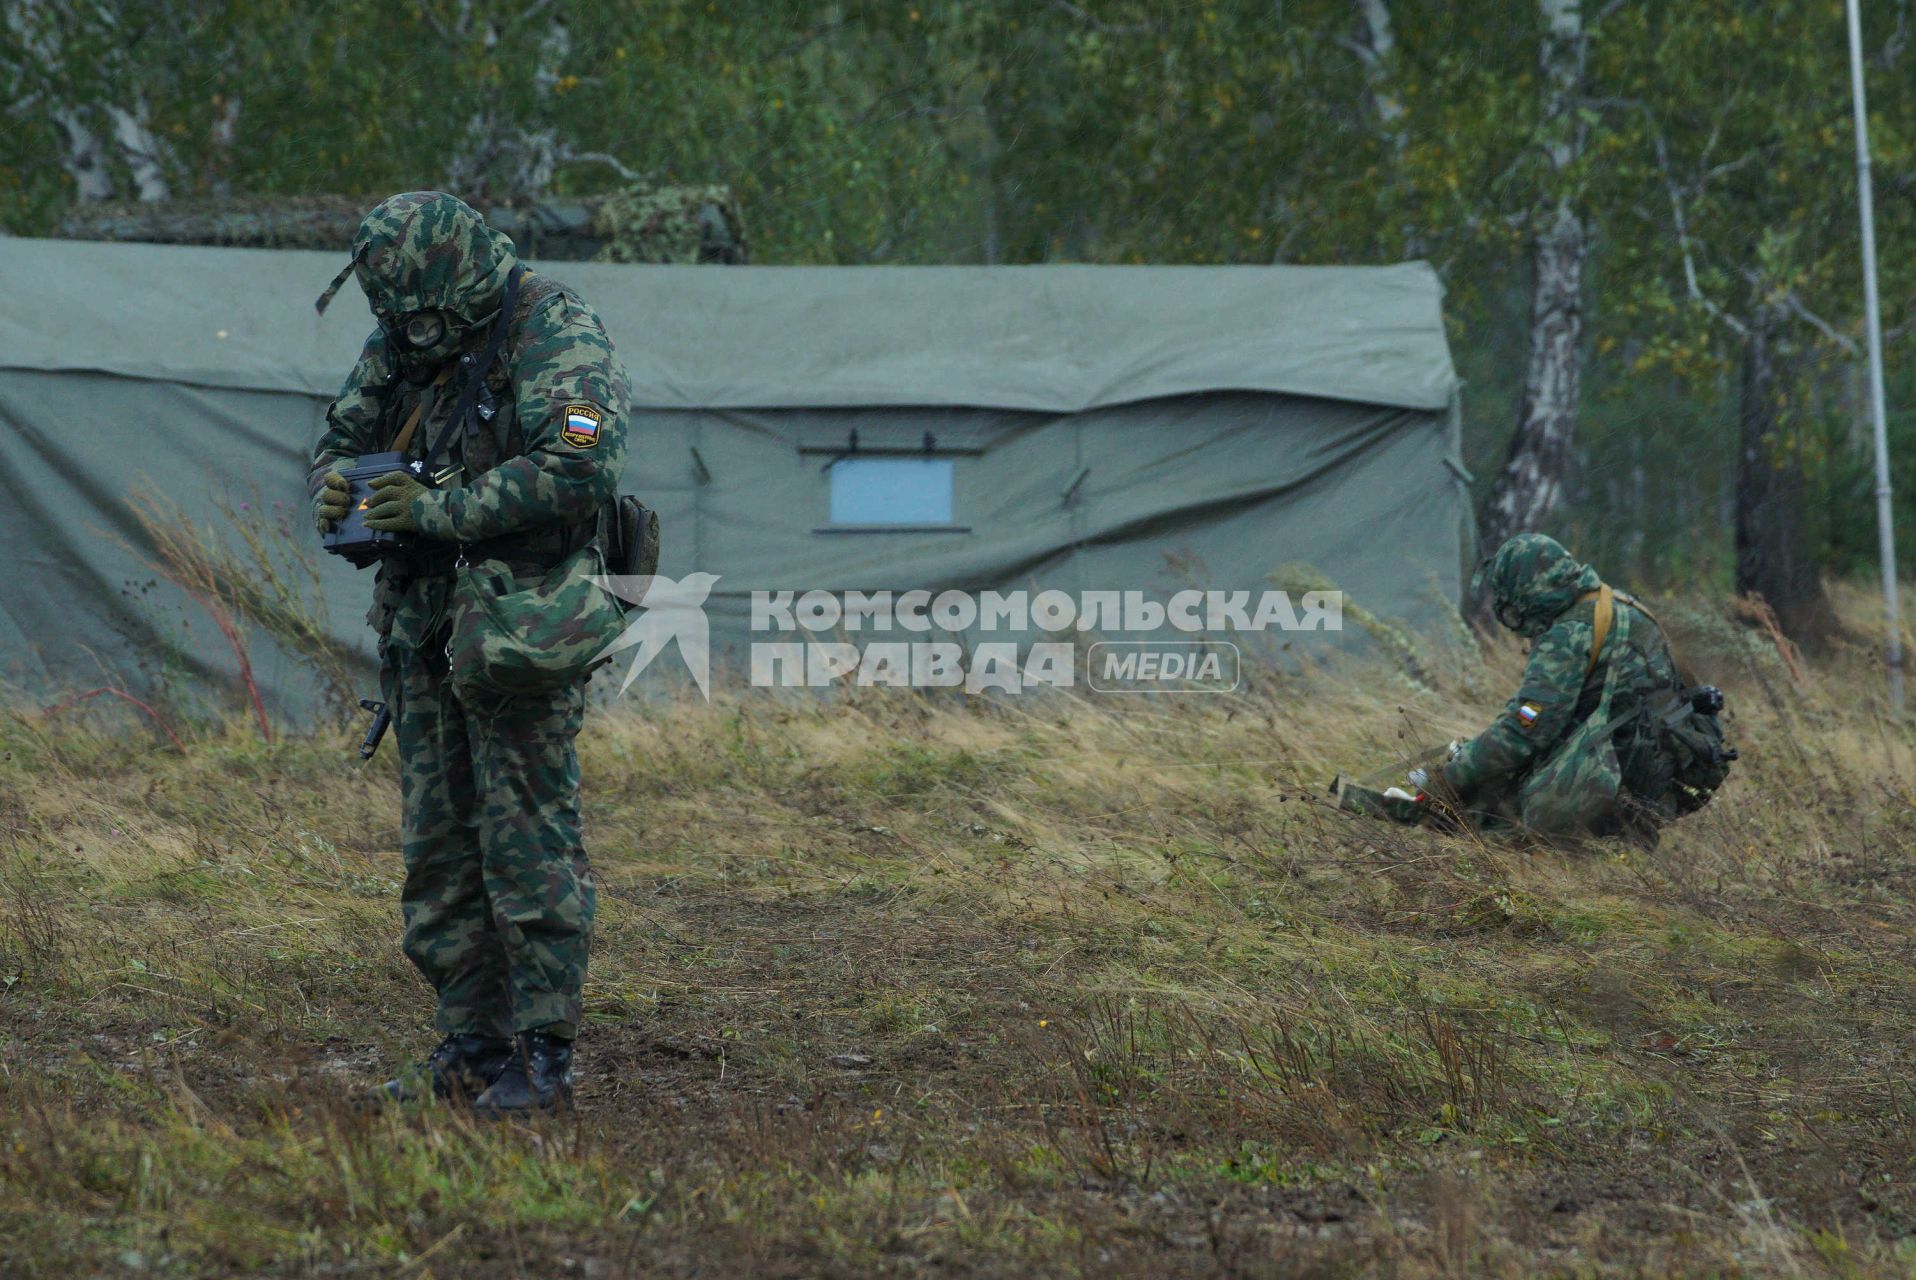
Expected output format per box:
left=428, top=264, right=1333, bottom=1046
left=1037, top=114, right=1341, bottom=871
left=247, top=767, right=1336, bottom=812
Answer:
left=4, top=1, right=1912, bottom=586
left=0, top=0, right=1567, bottom=270
left=1593, top=0, right=1914, bottom=374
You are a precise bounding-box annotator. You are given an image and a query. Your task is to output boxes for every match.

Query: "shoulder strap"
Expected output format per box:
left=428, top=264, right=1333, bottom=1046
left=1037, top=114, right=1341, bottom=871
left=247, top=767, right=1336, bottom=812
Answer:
left=1590, top=601, right=1633, bottom=729
left=418, top=265, right=525, bottom=477
left=1612, top=589, right=1654, bottom=626
left=1612, top=589, right=1697, bottom=687
left=1580, top=585, right=1615, bottom=679
left=387, top=364, right=455, bottom=455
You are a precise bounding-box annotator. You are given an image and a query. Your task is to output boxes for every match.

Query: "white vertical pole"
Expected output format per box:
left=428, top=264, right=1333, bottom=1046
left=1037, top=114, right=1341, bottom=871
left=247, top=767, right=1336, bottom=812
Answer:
left=1846, top=0, right=1906, bottom=710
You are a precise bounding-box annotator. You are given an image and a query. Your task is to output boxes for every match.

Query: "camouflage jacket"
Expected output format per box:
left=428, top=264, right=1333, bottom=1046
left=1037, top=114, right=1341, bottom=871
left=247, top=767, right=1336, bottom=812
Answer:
left=310, top=193, right=631, bottom=651
left=1444, top=536, right=1684, bottom=803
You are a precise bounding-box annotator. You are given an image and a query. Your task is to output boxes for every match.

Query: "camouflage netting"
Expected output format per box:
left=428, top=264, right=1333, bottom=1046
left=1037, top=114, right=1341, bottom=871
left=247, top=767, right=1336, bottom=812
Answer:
left=57, top=186, right=747, bottom=263
left=590, top=183, right=747, bottom=265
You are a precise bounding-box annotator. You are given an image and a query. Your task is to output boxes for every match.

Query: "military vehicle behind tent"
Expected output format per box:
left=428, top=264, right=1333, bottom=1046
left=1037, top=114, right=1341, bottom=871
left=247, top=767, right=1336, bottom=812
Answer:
left=57, top=184, right=748, bottom=264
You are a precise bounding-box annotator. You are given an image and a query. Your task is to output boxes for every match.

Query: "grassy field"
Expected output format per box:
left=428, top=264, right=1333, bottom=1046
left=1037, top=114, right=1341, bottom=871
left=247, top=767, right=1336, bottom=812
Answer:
left=3, top=588, right=1915, bottom=1278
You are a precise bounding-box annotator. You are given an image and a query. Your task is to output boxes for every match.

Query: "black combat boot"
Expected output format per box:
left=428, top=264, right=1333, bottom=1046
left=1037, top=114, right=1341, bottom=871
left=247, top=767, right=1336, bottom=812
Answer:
left=379, top=1033, right=515, bottom=1104
left=472, top=1031, right=575, bottom=1115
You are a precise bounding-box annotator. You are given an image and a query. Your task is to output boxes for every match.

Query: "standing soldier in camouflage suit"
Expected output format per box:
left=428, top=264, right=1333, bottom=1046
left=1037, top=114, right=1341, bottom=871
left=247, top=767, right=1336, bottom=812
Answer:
left=310, top=192, right=630, bottom=1112
left=1338, top=534, right=1734, bottom=845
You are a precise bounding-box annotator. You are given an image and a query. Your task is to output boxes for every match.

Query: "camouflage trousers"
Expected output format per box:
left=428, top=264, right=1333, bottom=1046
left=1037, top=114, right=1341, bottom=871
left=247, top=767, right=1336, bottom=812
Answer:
left=381, top=636, right=595, bottom=1040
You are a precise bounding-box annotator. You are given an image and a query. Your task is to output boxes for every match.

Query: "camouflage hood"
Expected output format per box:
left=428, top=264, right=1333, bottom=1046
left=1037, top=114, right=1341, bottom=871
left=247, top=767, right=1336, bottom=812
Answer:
left=1471, top=533, right=1602, bottom=638
left=314, top=191, right=517, bottom=329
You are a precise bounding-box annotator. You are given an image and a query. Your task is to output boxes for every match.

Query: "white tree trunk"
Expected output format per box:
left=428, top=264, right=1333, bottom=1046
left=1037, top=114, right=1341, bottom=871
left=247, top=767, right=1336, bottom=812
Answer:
left=1473, top=0, right=1590, bottom=574
left=1478, top=202, right=1586, bottom=553
left=445, top=13, right=581, bottom=202
left=1346, top=0, right=1418, bottom=256
left=109, top=98, right=171, bottom=202
left=53, top=107, right=117, bottom=202
left=1350, top=0, right=1407, bottom=145
left=8, top=0, right=118, bottom=201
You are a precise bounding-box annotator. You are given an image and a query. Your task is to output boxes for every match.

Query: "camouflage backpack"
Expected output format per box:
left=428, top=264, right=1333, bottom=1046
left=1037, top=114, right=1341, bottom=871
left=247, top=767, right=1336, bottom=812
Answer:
left=1656, top=687, right=1737, bottom=813
left=1608, top=594, right=1737, bottom=814
left=1586, top=594, right=1739, bottom=816
left=1521, top=589, right=1737, bottom=827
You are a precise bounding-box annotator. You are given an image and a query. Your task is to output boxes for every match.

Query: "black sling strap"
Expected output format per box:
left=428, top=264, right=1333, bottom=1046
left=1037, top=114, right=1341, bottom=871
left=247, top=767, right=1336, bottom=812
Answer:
left=415, top=264, right=524, bottom=479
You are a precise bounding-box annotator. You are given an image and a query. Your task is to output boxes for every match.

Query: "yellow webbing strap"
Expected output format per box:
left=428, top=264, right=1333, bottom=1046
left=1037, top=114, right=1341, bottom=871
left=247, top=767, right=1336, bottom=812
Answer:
left=1577, top=586, right=1701, bottom=693
left=388, top=364, right=455, bottom=456
left=1579, top=584, right=1615, bottom=679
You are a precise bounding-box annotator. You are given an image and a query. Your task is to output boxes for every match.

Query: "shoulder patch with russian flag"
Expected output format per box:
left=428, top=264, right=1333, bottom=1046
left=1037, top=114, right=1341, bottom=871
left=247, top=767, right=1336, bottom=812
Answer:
left=560, top=403, right=603, bottom=448
left=1515, top=702, right=1542, bottom=731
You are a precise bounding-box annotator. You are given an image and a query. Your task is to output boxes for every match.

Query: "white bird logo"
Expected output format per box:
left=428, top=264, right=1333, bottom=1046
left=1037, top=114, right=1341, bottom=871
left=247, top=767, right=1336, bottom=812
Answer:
left=588, top=571, right=721, bottom=699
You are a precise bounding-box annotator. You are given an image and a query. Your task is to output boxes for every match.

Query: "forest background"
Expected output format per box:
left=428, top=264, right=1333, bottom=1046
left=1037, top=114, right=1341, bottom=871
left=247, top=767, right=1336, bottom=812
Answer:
left=4, top=0, right=1913, bottom=644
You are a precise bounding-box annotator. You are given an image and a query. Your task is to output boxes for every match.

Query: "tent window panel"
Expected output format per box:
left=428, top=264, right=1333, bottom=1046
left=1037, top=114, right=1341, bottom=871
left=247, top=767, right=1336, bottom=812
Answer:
left=828, top=458, right=955, bottom=527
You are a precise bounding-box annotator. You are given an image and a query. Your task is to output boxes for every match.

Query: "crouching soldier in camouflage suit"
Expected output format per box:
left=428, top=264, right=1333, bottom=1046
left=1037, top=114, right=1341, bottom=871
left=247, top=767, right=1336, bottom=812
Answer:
left=310, top=192, right=630, bottom=1111
left=1338, top=534, right=1734, bottom=846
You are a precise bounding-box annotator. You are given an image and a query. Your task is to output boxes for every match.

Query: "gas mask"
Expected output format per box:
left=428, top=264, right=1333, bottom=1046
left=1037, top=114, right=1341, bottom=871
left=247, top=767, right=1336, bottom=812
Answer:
left=400, top=310, right=447, bottom=350
left=380, top=308, right=462, bottom=379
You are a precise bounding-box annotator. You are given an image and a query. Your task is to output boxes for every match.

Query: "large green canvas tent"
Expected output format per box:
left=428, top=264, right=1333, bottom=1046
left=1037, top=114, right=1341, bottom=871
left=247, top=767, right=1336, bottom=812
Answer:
left=0, top=237, right=1467, bottom=711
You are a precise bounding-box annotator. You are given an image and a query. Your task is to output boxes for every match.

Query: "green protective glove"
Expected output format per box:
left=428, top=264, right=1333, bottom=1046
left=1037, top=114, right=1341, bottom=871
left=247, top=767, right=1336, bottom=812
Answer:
left=362, top=469, right=431, bottom=533
left=313, top=469, right=349, bottom=533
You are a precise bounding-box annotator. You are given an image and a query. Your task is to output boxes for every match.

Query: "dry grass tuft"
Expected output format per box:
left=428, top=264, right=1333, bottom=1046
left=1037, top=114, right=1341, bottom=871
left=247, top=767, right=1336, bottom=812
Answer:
left=2, top=583, right=1914, bottom=1276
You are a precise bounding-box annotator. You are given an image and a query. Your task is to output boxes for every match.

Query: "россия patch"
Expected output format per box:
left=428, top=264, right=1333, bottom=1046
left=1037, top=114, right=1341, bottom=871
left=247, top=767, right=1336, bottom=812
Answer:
left=560, top=403, right=603, bottom=448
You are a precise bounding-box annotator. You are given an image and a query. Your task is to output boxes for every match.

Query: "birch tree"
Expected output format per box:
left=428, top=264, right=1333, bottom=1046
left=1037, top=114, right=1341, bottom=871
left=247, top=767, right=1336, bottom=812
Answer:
left=1347, top=0, right=1408, bottom=155
left=1472, top=0, right=1592, bottom=574
left=1, top=0, right=173, bottom=203
left=421, top=3, right=641, bottom=203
